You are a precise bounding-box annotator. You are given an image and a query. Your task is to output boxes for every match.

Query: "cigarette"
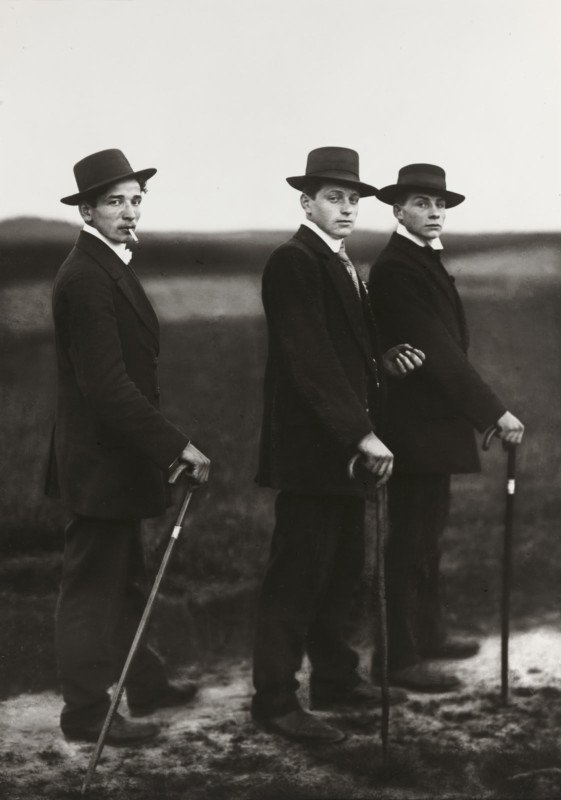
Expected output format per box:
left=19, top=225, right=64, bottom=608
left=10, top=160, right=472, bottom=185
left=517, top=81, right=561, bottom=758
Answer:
left=129, top=229, right=139, bottom=243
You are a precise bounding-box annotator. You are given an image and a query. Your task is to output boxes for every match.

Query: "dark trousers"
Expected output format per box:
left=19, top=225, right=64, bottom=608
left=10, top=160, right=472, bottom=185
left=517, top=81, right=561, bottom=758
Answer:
left=385, top=474, right=451, bottom=671
left=55, top=516, right=169, bottom=731
left=252, top=491, right=365, bottom=719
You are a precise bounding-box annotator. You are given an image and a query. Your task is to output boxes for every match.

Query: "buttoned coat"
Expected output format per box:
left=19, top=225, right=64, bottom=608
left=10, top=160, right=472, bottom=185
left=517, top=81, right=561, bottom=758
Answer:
left=368, top=232, right=505, bottom=475
left=45, top=231, right=188, bottom=519
left=256, top=225, right=384, bottom=496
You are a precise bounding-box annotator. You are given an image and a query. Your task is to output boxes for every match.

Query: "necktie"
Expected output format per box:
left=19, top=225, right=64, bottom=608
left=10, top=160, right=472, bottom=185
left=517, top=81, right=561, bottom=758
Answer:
left=337, top=241, right=361, bottom=296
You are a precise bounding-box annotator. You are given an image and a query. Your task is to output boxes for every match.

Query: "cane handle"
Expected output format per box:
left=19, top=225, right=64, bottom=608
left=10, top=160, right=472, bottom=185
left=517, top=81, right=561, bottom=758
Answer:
left=482, top=425, right=500, bottom=451
left=168, top=462, right=200, bottom=486
left=347, top=453, right=361, bottom=480
left=483, top=425, right=517, bottom=454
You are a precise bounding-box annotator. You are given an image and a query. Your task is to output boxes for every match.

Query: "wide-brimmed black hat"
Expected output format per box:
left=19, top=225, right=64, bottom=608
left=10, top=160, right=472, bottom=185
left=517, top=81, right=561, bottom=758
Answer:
left=286, top=146, right=377, bottom=197
left=377, top=163, right=465, bottom=208
left=60, top=148, right=157, bottom=205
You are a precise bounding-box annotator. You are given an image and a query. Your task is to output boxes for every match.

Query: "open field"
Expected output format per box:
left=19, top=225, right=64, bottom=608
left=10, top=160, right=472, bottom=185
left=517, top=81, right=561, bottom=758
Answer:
left=2, top=628, right=561, bottom=800
left=1, top=216, right=560, bottom=280
left=0, top=228, right=560, bottom=797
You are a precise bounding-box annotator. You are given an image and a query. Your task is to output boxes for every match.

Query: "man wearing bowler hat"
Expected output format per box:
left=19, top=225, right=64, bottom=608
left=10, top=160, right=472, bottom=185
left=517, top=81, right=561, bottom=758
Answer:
left=368, top=164, right=524, bottom=692
left=46, top=149, right=211, bottom=744
left=252, top=147, right=425, bottom=743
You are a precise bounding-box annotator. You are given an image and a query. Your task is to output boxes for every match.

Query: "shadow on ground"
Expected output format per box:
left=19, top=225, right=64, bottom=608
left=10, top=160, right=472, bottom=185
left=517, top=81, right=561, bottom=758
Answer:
left=2, top=624, right=561, bottom=800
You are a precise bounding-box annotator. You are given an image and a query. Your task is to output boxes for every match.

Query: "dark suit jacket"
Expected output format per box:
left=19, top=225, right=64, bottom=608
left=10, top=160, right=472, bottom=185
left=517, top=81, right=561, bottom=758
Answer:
left=256, top=225, right=384, bottom=496
left=369, top=232, right=505, bottom=475
left=45, top=231, right=188, bottom=519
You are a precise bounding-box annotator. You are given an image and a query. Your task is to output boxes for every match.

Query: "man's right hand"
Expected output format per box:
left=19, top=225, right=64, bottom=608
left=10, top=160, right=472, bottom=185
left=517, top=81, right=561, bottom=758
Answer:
left=179, top=443, right=211, bottom=484
left=356, top=432, right=394, bottom=484
left=495, top=411, right=525, bottom=446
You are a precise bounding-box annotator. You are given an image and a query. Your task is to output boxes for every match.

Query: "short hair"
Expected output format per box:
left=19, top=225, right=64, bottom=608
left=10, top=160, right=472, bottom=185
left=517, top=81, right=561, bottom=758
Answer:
left=393, top=190, right=413, bottom=207
left=393, top=189, right=446, bottom=207
left=81, top=179, right=148, bottom=208
left=299, top=178, right=325, bottom=199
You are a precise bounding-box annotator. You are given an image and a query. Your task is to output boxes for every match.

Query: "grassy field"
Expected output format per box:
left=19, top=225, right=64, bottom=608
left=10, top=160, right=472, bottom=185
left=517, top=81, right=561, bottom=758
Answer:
left=0, top=229, right=560, bottom=701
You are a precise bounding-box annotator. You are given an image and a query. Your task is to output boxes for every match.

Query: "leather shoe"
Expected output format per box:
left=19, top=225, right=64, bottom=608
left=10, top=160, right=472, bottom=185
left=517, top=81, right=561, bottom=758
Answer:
left=253, top=709, right=345, bottom=744
left=388, top=663, right=461, bottom=693
left=63, top=712, right=159, bottom=746
left=310, top=678, right=407, bottom=709
left=128, top=679, right=198, bottom=716
left=422, top=636, right=480, bottom=660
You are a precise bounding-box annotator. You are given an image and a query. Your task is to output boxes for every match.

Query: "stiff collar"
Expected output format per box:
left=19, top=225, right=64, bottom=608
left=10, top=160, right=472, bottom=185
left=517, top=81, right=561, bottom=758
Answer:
left=396, top=222, right=443, bottom=251
left=302, top=219, right=344, bottom=253
left=82, top=223, right=132, bottom=264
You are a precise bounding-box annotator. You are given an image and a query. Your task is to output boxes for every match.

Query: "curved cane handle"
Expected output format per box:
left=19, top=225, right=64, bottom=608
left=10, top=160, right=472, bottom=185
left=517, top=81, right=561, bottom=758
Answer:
left=482, top=425, right=501, bottom=451
left=168, top=461, right=201, bottom=486
left=347, top=453, right=361, bottom=480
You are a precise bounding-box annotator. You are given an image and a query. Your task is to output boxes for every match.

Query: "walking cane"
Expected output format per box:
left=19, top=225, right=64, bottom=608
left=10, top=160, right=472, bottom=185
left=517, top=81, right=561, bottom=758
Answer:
left=375, top=482, right=390, bottom=764
left=81, top=465, right=201, bottom=795
left=348, top=456, right=390, bottom=765
left=482, top=426, right=517, bottom=706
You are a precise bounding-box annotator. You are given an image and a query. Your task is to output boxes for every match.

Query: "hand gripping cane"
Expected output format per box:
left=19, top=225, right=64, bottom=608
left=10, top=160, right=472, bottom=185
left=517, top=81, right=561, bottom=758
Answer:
left=483, top=426, right=516, bottom=705
left=81, top=465, right=201, bottom=795
left=348, top=455, right=390, bottom=765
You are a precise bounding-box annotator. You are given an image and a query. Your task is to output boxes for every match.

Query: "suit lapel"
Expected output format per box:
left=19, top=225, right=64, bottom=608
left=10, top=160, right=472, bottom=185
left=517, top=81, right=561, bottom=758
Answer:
left=389, top=233, right=469, bottom=348
left=76, top=231, right=160, bottom=342
left=294, top=226, right=378, bottom=376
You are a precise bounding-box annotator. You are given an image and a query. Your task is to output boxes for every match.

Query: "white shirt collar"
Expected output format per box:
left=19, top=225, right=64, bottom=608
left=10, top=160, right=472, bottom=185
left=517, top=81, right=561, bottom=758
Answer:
left=302, top=220, right=344, bottom=253
left=396, top=222, right=443, bottom=251
left=82, top=223, right=132, bottom=264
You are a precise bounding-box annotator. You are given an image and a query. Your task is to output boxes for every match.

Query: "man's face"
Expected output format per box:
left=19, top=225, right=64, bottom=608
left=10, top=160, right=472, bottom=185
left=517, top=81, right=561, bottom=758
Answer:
left=79, top=178, right=142, bottom=244
left=301, top=183, right=360, bottom=239
left=394, top=193, right=446, bottom=241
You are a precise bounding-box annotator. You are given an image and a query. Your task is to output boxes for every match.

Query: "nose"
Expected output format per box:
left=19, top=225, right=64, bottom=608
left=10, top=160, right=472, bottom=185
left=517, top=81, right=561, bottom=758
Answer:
left=340, top=199, right=353, bottom=215
left=122, top=201, right=137, bottom=220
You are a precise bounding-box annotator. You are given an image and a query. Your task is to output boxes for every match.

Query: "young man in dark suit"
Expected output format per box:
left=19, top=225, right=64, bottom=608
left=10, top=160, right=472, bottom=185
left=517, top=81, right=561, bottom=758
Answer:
left=368, top=164, right=524, bottom=692
left=252, top=147, right=424, bottom=743
left=46, top=149, right=211, bottom=744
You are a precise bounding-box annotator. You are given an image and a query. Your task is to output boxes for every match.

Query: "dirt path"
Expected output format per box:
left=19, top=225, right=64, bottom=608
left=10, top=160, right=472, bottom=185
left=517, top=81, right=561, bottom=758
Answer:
left=2, top=624, right=561, bottom=800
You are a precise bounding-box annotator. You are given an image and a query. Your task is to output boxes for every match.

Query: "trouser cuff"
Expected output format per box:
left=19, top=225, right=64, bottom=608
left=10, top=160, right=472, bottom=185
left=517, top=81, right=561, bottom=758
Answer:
left=251, top=692, right=301, bottom=721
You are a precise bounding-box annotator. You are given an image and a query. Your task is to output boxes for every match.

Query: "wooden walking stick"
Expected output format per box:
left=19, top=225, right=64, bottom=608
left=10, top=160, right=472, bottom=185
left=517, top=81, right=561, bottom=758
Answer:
left=483, top=426, right=517, bottom=706
left=375, top=482, right=390, bottom=763
left=348, top=455, right=390, bottom=764
left=81, top=466, right=200, bottom=795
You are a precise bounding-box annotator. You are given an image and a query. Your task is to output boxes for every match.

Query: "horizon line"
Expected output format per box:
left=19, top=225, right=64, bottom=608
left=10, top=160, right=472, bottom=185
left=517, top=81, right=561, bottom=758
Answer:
left=1, top=215, right=561, bottom=238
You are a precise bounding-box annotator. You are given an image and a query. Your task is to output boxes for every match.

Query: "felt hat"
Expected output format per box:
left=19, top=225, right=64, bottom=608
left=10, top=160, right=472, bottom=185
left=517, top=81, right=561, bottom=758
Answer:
left=377, top=163, right=465, bottom=207
left=286, top=146, right=377, bottom=197
left=60, top=148, right=157, bottom=205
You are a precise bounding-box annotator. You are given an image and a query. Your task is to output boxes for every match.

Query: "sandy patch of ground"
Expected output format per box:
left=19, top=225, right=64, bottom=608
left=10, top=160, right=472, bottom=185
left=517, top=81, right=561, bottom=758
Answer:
left=1, top=626, right=561, bottom=800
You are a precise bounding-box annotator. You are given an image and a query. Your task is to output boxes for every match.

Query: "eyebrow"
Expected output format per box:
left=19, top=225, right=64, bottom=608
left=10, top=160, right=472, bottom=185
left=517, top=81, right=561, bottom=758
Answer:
left=105, top=193, right=142, bottom=201
left=326, top=189, right=360, bottom=198
left=413, top=194, right=445, bottom=202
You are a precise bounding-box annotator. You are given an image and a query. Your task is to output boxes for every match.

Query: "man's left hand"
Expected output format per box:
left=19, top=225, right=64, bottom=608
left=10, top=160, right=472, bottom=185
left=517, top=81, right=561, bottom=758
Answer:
left=382, top=343, right=425, bottom=378
left=495, top=411, right=525, bottom=446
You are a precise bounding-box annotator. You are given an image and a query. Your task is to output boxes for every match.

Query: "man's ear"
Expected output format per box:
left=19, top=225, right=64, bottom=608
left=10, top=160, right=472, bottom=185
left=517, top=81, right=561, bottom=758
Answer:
left=393, top=203, right=403, bottom=222
left=79, top=202, right=93, bottom=224
left=300, top=193, right=312, bottom=218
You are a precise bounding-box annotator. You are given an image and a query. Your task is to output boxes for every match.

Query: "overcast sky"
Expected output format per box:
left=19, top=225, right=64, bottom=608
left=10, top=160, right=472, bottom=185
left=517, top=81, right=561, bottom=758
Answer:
left=1, top=0, right=559, bottom=232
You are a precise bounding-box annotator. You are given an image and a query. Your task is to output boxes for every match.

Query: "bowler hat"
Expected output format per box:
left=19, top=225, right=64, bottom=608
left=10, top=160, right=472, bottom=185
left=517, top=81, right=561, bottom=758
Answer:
left=377, top=164, right=465, bottom=208
left=286, top=146, right=377, bottom=198
left=60, top=148, right=157, bottom=205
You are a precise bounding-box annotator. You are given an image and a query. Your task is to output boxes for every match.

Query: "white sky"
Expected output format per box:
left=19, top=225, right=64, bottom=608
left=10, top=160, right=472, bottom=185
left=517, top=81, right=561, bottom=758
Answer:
left=1, top=0, right=560, bottom=232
